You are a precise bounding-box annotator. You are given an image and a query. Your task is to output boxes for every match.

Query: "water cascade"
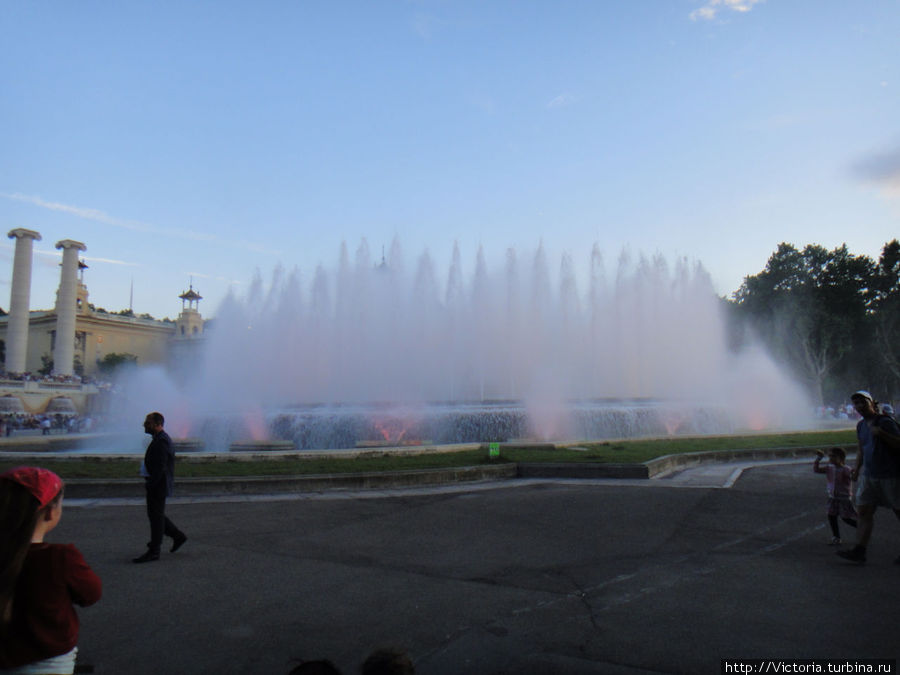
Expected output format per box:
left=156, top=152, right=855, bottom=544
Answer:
left=109, top=240, right=812, bottom=451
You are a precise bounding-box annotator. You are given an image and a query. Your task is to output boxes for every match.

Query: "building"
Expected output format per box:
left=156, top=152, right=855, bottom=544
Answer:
left=0, top=229, right=205, bottom=413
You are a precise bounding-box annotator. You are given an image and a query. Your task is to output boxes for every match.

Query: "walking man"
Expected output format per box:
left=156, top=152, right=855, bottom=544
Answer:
left=133, top=412, right=187, bottom=563
left=837, top=391, right=900, bottom=564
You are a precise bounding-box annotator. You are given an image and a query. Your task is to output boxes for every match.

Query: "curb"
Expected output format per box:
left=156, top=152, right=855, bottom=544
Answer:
left=11, top=443, right=856, bottom=499
left=643, top=444, right=856, bottom=477
left=62, top=463, right=520, bottom=499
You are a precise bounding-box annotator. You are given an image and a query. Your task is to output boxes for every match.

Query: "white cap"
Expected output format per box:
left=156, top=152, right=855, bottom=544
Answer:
left=852, top=390, right=874, bottom=403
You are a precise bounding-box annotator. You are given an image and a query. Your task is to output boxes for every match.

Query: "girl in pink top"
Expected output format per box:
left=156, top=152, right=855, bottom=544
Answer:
left=813, top=447, right=858, bottom=545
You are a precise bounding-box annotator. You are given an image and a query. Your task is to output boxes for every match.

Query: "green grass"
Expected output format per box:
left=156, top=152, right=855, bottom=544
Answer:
left=0, top=429, right=856, bottom=480
left=538, top=429, right=858, bottom=463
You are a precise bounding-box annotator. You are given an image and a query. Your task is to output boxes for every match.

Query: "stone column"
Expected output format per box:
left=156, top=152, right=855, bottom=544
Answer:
left=53, top=239, right=87, bottom=376
left=6, top=228, right=42, bottom=373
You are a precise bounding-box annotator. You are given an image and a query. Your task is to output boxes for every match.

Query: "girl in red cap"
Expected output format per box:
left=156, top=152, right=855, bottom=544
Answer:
left=0, top=467, right=101, bottom=674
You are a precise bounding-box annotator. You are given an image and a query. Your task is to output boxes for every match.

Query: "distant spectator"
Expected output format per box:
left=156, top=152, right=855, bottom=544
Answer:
left=289, top=659, right=342, bottom=675
left=813, top=447, right=857, bottom=545
left=360, top=647, right=415, bottom=675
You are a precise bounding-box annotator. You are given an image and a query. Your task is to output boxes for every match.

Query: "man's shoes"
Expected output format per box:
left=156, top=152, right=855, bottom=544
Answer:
left=170, top=534, right=187, bottom=553
left=836, top=545, right=866, bottom=564
left=830, top=537, right=841, bottom=545
left=132, top=551, right=160, bottom=564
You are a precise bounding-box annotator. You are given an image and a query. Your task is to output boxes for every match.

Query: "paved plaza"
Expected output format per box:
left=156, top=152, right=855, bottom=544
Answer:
left=58, top=460, right=900, bottom=674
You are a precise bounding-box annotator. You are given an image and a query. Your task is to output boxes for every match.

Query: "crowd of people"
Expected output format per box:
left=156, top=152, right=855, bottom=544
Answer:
left=0, top=371, right=110, bottom=387
left=0, top=414, right=97, bottom=437
left=814, top=400, right=895, bottom=421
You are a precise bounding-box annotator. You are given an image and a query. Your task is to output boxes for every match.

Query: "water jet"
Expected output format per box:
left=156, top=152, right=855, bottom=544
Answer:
left=104, top=240, right=813, bottom=452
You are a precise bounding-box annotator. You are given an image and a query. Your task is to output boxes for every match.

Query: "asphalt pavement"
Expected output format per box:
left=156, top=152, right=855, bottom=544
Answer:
left=56, top=459, right=900, bottom=674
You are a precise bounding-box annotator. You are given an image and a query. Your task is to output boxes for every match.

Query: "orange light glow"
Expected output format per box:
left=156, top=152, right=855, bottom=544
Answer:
left=373, top=418, right=412, bottom=444
left=243, top=406, right=269, bottom=441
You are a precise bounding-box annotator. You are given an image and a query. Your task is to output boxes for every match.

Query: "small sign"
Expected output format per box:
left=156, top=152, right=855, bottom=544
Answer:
left=489, top=442, right=500, bottom=458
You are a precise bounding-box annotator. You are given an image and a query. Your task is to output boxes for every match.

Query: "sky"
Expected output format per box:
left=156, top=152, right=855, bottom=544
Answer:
left=1, top=0, right=899, bottom=321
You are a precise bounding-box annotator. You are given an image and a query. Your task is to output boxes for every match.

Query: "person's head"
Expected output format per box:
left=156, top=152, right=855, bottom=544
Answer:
left=850, top=390, right=877, bottom=418
left=288, top=659, right=342, bottom=675
left=143, top=411, right=165, bottom=435
left=0, top=467, right=64, bottom=625
left=827, top=446, right=846, bottom=466
left=881, top=403, right=894, bottom=417
left=360, top=648, right=414, bottom=675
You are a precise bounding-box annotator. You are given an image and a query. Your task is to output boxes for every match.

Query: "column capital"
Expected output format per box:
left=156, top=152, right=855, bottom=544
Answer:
left=55, top=239, right=87, bottom=252
left=7, top=228, right=42, bottom=241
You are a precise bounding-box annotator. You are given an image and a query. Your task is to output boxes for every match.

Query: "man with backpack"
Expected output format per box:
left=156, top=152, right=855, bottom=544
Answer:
left=837, top=390, right=900, bottom=564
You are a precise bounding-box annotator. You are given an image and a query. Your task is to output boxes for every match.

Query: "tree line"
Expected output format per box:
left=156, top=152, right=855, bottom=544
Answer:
left=726, top=239, right=900, bottom=407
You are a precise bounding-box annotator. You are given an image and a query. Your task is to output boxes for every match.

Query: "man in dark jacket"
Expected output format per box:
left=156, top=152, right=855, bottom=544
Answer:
left=133, top=411, right=187, bottom=563
left=837, top=391, right=900, bottom=564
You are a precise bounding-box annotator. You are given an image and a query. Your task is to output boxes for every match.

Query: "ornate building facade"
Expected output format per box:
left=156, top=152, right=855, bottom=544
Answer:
left=0, top=229, right=206, bottom=413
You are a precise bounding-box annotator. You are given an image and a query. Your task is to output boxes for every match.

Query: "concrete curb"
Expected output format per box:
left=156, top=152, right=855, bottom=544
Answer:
left=643, top=444, right=856, bottom=477
left=517, top=462, right=651, bottom=479
left=53, top=444, right=856, bottom=498
left=62, top=463, right=520, bottom=498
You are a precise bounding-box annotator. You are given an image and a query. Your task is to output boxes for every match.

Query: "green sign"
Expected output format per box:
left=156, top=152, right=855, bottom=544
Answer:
left=489, top=442, right=500, bottom=458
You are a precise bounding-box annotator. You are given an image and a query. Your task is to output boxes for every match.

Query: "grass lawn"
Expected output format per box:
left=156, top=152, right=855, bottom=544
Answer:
left=0, top=429, right=857, bottom=480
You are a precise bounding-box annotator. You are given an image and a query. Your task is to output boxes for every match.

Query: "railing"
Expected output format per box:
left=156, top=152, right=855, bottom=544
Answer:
left=0, top=379, right=99, bottom=394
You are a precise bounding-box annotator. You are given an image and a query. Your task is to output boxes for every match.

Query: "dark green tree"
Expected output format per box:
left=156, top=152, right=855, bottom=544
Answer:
left=732, top=243, right=875, bottom=406
left=38, top=354, right=53, bottom=376
left=869, top=239, right=900, bottom=398
left=96, top=352, right=138, bottom=374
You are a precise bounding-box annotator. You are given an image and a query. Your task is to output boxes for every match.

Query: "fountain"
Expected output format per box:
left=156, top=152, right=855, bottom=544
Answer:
left=103, top=240, right=813, bottom=452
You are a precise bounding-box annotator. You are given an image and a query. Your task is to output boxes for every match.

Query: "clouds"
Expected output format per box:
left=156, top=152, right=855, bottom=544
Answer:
left=1, top=240, right=137, bottom=269
left=853, top=147, right=900, bottom=200
left=690, top=0, right=765, bottom=21
left=411, top=12, right=443, bottom=40
left=0, top=192, right=281, bottom=255
left=1, top=192, right=213, bottom=242
left=547, top=93, right=577, bottom=109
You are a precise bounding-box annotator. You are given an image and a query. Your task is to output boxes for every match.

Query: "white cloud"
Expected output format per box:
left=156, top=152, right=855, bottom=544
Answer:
left=20, top=246, right=137, bottom=271
left=690, top=0, right=765, bottom=21
left=0, top=192, right=282, bottom=255
left=84, top=256, right=140, bottom=267
left=852, top=146, right=900, bottom=200
left=411, top=12, right=442, bottom=40
left=547, top=93, right=577, bottom=109
left=0, top=192, right=212, bottom=241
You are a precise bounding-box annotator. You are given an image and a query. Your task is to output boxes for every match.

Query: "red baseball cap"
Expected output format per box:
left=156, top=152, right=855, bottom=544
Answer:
left=0, top=466, right=63, bottom=507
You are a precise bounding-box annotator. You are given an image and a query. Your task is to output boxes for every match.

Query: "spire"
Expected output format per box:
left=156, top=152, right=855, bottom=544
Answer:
left=179, top=279, right=202, bottom=308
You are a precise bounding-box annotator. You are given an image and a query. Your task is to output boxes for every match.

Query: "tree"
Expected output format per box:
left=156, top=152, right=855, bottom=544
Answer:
left=38, top=354, right=53, bottom=376
left=97, top=352, right=138, bottom=374
left=732, top=243, right=875, bottom=405
left=869, top=239, right=900, bottom=399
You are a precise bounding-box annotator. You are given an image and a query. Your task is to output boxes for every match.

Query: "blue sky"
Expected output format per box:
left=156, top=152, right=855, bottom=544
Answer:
left=1, top=0, right=898, bottom=320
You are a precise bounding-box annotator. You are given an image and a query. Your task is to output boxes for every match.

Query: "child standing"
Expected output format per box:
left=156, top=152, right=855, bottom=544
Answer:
left=813, top=447, right=858, bottom=545
left=0, top=467, right=102, bottom=674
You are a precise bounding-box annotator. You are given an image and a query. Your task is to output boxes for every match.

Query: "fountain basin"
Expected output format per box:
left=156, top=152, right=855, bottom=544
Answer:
left=174, top=438, right=205, bottom=453
left=228, top=439, right=297, bottom=453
